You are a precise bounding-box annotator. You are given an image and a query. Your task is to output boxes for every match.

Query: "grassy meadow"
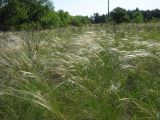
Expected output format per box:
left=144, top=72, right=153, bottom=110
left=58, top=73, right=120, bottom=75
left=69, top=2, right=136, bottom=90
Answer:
left=0, top=23, right=160, bottom=120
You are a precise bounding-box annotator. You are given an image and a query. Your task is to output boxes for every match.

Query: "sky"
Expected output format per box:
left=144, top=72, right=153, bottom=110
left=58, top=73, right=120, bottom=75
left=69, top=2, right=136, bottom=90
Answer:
left=53, top=0, right=160, bottom=16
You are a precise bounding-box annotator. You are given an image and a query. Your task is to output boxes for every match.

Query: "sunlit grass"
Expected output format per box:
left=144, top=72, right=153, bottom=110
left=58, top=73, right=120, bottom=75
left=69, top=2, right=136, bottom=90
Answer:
left=0, top=24, right=160, bottom=120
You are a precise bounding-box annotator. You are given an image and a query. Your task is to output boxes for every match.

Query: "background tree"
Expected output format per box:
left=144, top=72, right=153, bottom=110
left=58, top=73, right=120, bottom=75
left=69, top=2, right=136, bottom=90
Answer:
left=91, top=13, right=106, bottom=24
left=1, top=1, right=160, bottom=30
left=40, top=11, right=60, bottom=28
left=58, top=10, right=71, bottom=27
left=0, top=0, right=28, bottom=30
left=0, top=0, right=55, bottom=30
left=110, top=7, right=130, bottom=24
left=133, top=11, right=144, bottom=23
left=70, top=16, right=90, bottom=26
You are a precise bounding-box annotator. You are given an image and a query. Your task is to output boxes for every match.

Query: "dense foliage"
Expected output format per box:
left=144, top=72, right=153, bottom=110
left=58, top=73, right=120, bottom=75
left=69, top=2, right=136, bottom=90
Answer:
left=91, top=7, right=160, bottom=24
left=0, top=0, right=90, bottom=30
left=0, top=0, right=160, bottom=30
left=110, top=7, right=130, bottom=24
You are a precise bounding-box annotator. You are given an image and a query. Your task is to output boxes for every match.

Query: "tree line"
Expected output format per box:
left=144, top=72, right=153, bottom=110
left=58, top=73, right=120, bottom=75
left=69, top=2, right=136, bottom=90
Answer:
left=1, top=0, right=160, bottom=30
left=91, top=7, right=160, bottom=24
left=0, top=0, right=90, bottom=30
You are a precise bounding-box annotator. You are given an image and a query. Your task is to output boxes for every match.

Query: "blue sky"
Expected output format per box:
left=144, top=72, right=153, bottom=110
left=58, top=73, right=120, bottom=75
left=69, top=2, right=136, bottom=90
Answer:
left=53, top=0, right=160, bottom=16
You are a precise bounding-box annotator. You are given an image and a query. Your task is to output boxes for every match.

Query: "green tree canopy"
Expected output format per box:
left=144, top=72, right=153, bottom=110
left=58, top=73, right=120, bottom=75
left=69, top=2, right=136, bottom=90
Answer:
left=133, top=11, right=144, bottom=23
left=40, top=11, right=60, bottom=28
left=0, top=0, right=55, bottom=30
left=70, top=16, right=90, bottom=26
left=58, top=10, right=71, bottom=27
left=110, top=7, right=130, bottom=24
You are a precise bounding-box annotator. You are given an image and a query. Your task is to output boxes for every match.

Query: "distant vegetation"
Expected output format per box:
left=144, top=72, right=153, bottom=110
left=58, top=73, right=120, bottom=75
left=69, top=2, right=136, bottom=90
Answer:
left=1, top=0, right=160, bottom=30
left=92, top=7, right=160, bottom=24
left=0, top=0, right=90, bottom=30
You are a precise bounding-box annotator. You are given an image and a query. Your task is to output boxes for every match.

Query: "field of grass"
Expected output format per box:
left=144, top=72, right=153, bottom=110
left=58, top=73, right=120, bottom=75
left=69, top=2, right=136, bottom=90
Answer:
left=0, top=23, right=160, bottom=120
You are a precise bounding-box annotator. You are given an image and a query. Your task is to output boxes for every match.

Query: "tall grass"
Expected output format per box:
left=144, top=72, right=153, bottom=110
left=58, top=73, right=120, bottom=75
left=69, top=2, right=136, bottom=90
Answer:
left=0, top=24, right=160, bottom=120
